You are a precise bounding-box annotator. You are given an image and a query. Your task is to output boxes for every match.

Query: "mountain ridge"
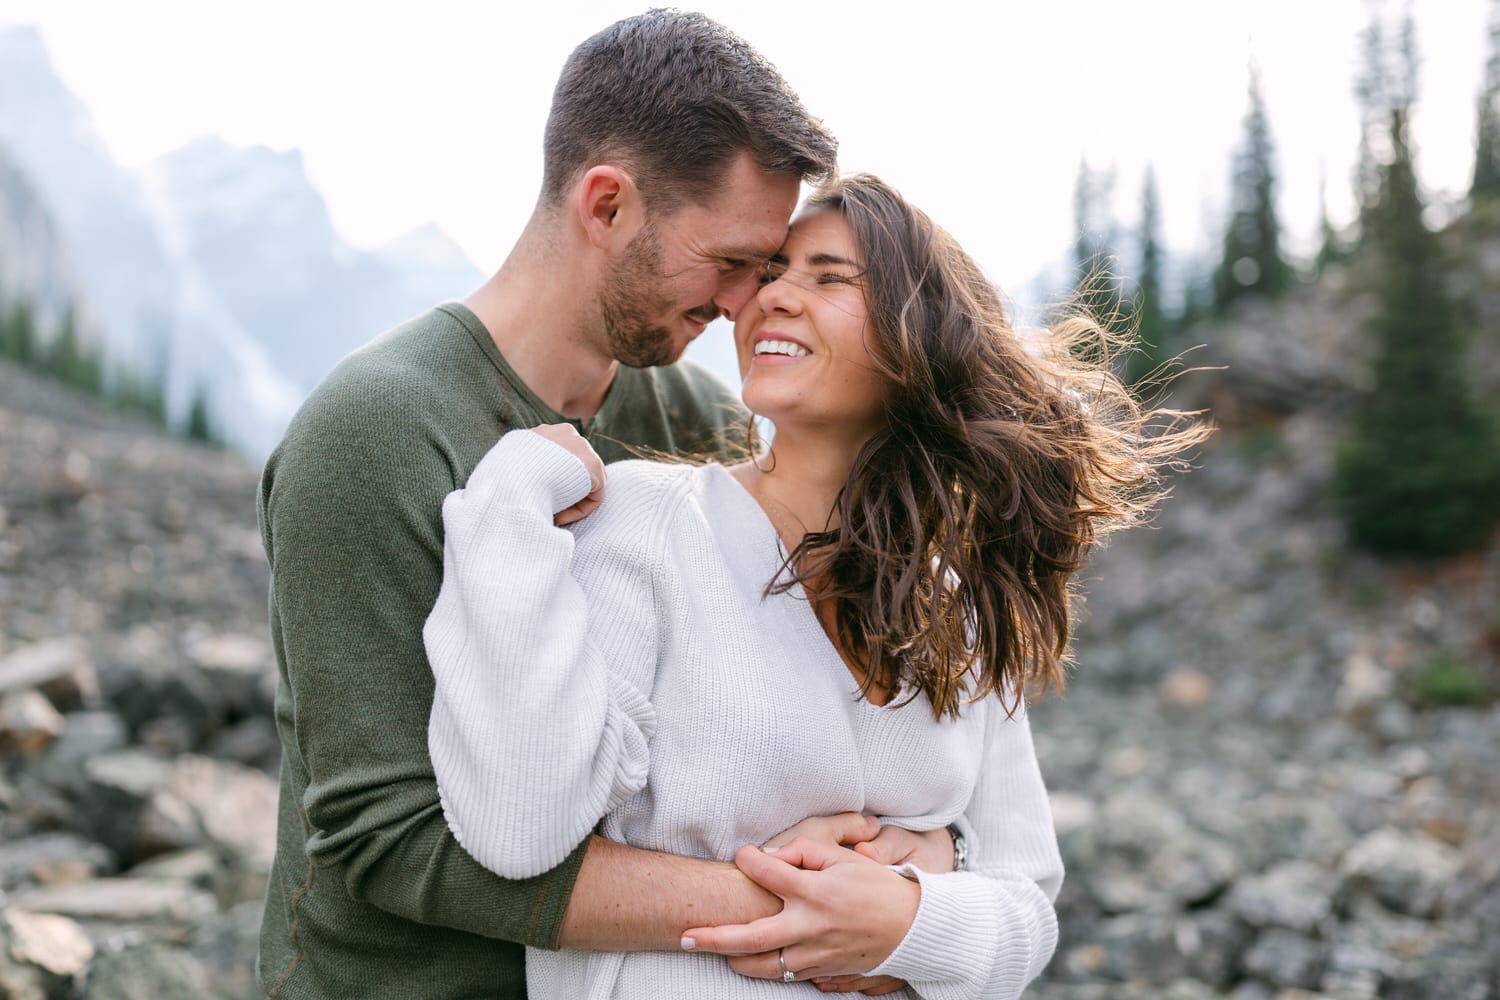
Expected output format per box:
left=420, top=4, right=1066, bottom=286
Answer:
left=0, top=23, right=482, bottom=458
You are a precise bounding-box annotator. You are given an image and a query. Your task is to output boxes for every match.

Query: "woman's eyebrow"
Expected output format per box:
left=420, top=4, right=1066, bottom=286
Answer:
left=805, top=252, right=859, bottom=268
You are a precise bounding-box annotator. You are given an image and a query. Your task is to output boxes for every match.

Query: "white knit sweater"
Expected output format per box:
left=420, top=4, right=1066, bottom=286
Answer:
left=425, top=431, right=1064, bottom=1000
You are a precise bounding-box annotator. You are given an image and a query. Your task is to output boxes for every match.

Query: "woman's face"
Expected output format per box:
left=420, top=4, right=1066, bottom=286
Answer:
left=733, top=207, right=889, bottom=442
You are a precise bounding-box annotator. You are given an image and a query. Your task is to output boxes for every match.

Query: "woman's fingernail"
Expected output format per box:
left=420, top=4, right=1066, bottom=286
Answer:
left=763, top=845, right=779, bottom=854
left=680, top=937, right=696, bottom=951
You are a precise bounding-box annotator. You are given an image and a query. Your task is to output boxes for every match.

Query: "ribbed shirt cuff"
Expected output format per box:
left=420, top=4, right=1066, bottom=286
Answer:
left=868, top=868, right=1054, bottom=996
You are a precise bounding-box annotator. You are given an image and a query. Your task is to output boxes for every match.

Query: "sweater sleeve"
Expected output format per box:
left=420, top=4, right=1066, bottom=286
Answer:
left=261, top=394, right=586, bottom=948
left=867, top=699, right=1063, bottom=999
left=425, top=430, right=662, bottom=879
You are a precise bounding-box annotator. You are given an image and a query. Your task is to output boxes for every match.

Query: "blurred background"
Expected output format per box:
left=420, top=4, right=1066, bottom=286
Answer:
left=0, top=1, right=1497, bottom=997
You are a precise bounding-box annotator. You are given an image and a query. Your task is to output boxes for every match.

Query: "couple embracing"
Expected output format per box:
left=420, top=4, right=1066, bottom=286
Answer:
left=256, top=10, right=1199, bottom=999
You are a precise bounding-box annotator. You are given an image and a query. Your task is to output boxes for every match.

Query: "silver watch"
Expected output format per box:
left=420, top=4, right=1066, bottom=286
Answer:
left=946, top=823, right=968, bottom=871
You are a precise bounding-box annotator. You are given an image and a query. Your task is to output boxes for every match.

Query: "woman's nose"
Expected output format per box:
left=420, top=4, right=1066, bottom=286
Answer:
left=755, top=272, right=801, bottom=315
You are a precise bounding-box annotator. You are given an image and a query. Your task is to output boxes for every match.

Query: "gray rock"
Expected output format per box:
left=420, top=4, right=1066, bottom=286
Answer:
left=1369, top=698, right=1415, bottom=743
left=1384, top=941, right=1498, bottom=1000
left=1338, top=828, right=1460, bottom=918
left=0, top=637, right=98, bottom=710
left=0, top=956, right=48, bottom=1000
left=0, top=773, right=72, bottom=837
left=1057, top=912, right=1182, bottom=984
left=82, top=943, right=209, bottom=1000
left=78, top=750, right=174, bottom=863
left=8, top=877, right=217, bottom=924
left=183, top=630, right=275, bottom=719
left=1177, top=909, right=1255, bottom=990
left=31, top=710, right=129, bottom=787
left=1227, top=861, right=1336, bottom=932
left=188, top=900, right=265, bottom=1000
left=83, top=749, right=174, bottom=800
left=103, top=657, right=227, bottom=751
left=0, top=690, right=63, bottom=758
left=1240, top=796, right=1355, bottom=869
left=1445, top=826, right=1500, bottom=927
left=1241, top=928, right=1326, bottom=989
left=3, top=908, right=94, bottom=976
left=1039, top=981, right=1221, bottom=1000
left=138, top=755, right=277, bottom=873
left=125, top=848, right=219, bottom=890
left=1336, top=896, right=1439, bottom=957
left=1334, top=648, right=1392, bottom=724
left=207, top=715, right=280, bottom=770
left=1319, top=940, right=1397, bottom=998
left=0, top=832, right=115, bottom=891
left=1152, top=831, right=1243, bottom=907
left=1228, top=984, right=1276, bottom=1000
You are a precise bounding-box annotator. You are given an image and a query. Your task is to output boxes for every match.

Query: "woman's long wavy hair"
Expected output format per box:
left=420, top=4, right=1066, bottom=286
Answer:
left=767, top=174, right=1208, bottom=720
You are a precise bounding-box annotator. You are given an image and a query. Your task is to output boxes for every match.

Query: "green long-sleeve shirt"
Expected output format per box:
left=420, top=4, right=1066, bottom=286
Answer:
left=256, top=303, right=745, bottom=998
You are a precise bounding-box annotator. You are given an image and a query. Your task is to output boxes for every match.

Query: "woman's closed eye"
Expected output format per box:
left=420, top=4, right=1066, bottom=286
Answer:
left=758, top=259, right=788, bottom=286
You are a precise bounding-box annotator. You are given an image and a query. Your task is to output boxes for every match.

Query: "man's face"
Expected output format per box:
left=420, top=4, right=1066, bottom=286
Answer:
left=597, top=153, right=800, bottom=368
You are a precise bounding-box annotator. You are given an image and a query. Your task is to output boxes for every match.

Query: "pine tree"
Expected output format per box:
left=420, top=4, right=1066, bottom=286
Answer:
left=1124, top=168, right=1169, bottom=386
left=184, top=386, right=220, bottom=446
left=108, top=367, right=168, bottom=427
left=42, top=306, right=104, bottom=394
left=1474, top=0, right=1500, bottom=204
left=1213, top=62, right=1291, bottom=312
left=0, top=299, right=38, bottom=365
left=1315, top=164, right=1347, bottom=273
left=1335, top=105, right=1500, bottom=554
left=1353, top=7, right=1389, bottom=233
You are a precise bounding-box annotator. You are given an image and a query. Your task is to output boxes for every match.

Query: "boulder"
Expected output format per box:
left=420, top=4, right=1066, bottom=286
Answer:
left=1338, top=828, right=1460, bottom=918
left=0, top=637, right=97, bottom=710
left=0, top=690, right=64, bottom=758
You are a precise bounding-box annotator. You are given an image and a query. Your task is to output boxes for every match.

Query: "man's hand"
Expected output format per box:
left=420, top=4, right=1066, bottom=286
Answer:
left=680, top=839, right=919, bottom=983
left=528, top=423, right=606, bottom=525
left=811, top=973, right=910, bottom=994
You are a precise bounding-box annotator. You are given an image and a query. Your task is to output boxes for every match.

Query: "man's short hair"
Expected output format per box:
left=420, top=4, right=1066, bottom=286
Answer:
left=542, top=9, right=837, bottom=210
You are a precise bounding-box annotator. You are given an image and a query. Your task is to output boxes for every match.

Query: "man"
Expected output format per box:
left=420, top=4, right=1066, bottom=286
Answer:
left=255, top=10, right=849, bottom=997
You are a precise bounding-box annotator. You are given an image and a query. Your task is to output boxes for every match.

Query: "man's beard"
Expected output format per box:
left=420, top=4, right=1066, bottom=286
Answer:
left=598, top=224, right=713, bottom=368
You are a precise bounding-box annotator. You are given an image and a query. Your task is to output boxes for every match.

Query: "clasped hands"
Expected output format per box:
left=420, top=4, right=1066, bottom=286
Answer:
left=682, top=813, right=953, bottom=995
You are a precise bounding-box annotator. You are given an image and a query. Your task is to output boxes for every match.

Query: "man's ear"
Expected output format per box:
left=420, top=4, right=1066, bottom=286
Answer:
left=576, top=165, right=644, bottom=251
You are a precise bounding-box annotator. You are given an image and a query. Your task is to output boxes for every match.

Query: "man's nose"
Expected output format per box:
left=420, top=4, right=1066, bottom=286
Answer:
left=713, top=269, right=762, bottom=322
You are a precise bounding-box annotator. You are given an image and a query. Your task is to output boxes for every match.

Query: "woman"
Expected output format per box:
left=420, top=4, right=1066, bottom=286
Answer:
left=424, top=174, right=1203, bottom=998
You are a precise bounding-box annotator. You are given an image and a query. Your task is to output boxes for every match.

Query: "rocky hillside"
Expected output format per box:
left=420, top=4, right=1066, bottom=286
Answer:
left=1, top=361, right=273, bottom=998
left=1, top=250, right=1497, bottom=999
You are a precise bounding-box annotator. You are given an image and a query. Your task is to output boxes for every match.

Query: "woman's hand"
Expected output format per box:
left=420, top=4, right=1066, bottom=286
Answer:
left=528, top=423, right=606, bottom=525
left=765, top=813, right=953, bottom=873
left=680, top=838, right=920, bottom=982
left=762, top=812, right=880, bottom=852
left=853, top=825, right=955, bottom=873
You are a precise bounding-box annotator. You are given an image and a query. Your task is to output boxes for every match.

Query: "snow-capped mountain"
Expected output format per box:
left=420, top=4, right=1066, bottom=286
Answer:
left=0, top=24, right=483, bottom=458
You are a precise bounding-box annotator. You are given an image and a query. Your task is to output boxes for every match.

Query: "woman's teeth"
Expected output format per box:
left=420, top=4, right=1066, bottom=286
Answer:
left=754, top=340, right=810, bottom=358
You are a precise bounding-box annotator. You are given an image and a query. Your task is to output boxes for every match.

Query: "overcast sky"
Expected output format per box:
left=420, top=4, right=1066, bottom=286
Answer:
left=2, top=0, right=1490, bottom=303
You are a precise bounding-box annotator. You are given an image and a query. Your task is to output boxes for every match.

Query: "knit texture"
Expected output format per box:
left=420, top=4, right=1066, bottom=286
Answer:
left=256, top=303, right=745, bottom=999
left=426, top=431, right=1065, bottom=1000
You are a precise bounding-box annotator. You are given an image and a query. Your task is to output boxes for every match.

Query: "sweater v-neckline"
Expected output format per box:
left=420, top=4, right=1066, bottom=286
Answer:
left=702, top=463, right=900, bottom=712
